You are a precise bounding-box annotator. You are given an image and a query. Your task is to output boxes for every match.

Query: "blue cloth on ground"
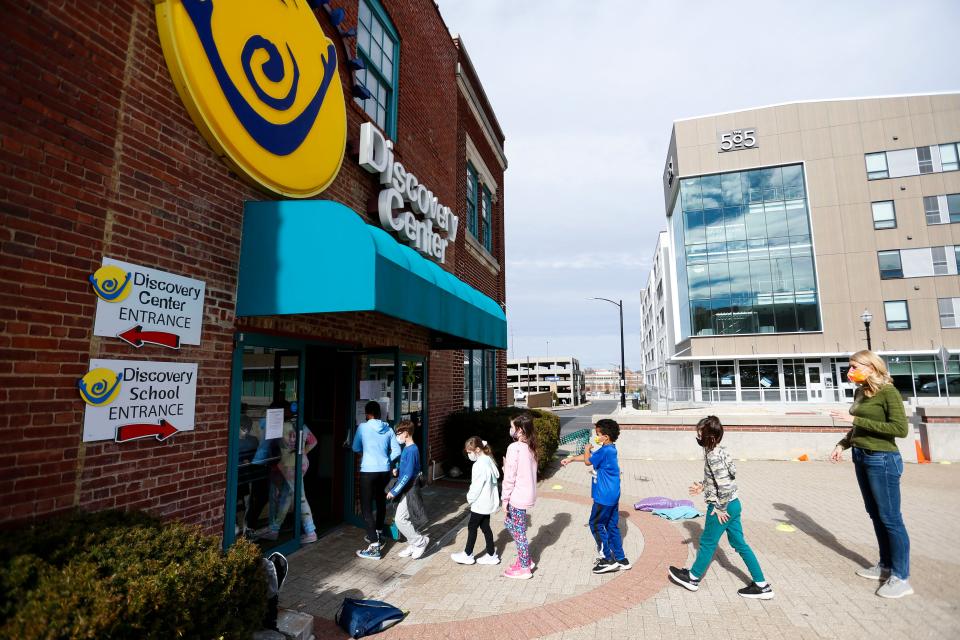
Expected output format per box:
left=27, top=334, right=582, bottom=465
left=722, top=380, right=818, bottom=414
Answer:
left=651, top=505, right=702, bottom=520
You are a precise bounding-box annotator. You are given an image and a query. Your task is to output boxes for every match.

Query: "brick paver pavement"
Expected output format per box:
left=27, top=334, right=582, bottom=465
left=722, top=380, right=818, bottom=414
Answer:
left=285, top=452, right=960, bottom=639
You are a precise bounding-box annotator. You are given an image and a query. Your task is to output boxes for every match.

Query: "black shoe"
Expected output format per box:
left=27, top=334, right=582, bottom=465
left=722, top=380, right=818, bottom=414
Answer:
left=616, top=558, right=632, bottom=571
left=592, top=559, right=620, bottom=574
left=668, top=566, right=700, bottom=591
left=737, top=582, right=774, bottom=600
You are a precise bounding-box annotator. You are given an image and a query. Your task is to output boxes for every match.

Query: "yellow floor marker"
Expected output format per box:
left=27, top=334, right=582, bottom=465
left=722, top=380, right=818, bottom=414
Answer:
left=776, top=523, right=797, bottom=533
left=551, top=484, right=563, bottom=490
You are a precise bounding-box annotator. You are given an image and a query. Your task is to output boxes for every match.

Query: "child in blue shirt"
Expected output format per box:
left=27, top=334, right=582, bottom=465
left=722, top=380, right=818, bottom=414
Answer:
left=386, top=420, right=429, bottom=558
left=584, top=419, right=630, bottom=574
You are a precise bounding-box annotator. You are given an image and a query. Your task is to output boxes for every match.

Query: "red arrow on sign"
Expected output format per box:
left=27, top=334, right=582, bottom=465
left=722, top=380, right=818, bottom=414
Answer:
left=115, top=419, right=179, bottom=443
left=117, top=325, right=181, bottom=349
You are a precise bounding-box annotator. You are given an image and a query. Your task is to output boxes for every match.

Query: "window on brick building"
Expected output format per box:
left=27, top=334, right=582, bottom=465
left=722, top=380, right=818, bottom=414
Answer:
left=466, top=160, right=496, bottom=254
left=356, top=0, right=399, bottom=137
left=466, top=162, right=478, bottom=238
left=464, top=349, right=498, bottom=411
left=481, top=185, right=492, bottom=252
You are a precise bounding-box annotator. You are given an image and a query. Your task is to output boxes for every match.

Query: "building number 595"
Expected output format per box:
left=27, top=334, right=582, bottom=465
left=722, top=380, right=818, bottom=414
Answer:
left=719, top=129, right=757, bottom=152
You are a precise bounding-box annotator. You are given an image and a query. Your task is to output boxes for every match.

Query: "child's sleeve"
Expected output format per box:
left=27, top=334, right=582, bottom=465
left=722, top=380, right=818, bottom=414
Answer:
left=303, top=426, right=317, bottom=455
left=465, top=463, right=484, bottom=505
left=351, top=425, right=363, bottom=453
left=500, top=445, right=518, bottom=505
left=391, top=448, right=417, bottom=495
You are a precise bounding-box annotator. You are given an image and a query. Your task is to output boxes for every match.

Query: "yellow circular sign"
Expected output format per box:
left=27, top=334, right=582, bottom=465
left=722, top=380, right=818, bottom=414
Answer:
left=78, top=368, right=122, bottom=406
left=89, top=265, right=132, bottom=302
left=156, top=0, right=346, bottom=197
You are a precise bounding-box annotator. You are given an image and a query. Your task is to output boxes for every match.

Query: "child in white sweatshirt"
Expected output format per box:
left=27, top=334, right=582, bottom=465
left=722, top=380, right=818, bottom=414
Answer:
left=451, top=436, right=501, bottom=565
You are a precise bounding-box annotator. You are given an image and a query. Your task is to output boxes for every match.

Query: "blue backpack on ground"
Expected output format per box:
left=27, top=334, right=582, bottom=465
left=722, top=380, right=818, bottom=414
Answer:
left=335, top=598, right=406, bottom=638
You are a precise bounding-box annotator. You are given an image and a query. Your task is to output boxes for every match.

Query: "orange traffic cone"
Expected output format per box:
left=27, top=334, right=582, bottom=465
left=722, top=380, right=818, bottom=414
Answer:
left=915, top=440, right=930, bottom=464
left=797, top=454, right=809, bottom=462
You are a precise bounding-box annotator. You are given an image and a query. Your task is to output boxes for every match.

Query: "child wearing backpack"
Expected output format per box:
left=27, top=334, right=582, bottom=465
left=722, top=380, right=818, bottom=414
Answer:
left=500, top=413, right=538, bottom=580
left=450, top=436, right=501, bottom=566
left=668, top=415, right=774, bottom=599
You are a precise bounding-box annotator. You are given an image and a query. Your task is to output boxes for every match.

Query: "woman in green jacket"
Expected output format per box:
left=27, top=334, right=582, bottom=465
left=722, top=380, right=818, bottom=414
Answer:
left=829, top=350, right=912, bottom=599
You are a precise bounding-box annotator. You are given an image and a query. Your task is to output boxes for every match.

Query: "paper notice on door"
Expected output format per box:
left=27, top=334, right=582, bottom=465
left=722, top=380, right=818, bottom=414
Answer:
left=360, top=380, right=382, bottom=400
left=265, top=408, right=284, bottom=440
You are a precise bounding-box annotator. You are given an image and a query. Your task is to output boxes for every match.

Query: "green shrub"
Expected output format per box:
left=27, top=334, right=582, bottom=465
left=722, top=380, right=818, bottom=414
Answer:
left=443, top=407, right=561, bottom=477
left=0, top=510, right=266, bottom=640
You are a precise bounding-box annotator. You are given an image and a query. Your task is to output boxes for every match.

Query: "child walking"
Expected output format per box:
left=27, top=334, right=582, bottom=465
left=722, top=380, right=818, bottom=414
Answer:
left=668, top=415, right=774, bottom=599
left=387, top=420, right=430, bottom=559
left=451, top=437, right=501, bottom=566
left=500, top=413, right=538, bottom=580
left=578, top=419, right=630, bottom=573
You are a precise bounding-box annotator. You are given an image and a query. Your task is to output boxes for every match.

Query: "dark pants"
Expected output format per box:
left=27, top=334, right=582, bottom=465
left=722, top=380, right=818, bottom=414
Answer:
left=464, top=512, right=494, bottom=556
left=589, top=502, right=625, bottom=562
left=853, top=447, right=911, bottom=579
left=360, top=471, right=391, bottom=542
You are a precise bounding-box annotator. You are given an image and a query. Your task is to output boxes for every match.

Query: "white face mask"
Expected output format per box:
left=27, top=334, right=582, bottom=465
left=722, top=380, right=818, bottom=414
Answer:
left=467, top=452, right=478, bottom=462
left=395, top=434, right=405, bottom=446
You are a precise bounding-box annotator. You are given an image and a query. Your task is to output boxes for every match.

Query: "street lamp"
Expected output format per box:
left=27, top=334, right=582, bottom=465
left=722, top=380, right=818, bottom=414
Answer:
left=860, top=309, right=873, bottom=351
left=590, top=297, right=627, bottom=409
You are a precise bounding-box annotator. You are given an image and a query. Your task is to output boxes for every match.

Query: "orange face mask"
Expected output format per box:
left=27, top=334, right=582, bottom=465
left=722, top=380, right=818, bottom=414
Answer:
left=847, top=368, right=868, bottom=384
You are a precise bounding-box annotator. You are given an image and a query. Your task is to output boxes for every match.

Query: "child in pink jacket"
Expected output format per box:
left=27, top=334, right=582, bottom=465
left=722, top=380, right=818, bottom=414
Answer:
left=501, top=413, right=539, bottom=580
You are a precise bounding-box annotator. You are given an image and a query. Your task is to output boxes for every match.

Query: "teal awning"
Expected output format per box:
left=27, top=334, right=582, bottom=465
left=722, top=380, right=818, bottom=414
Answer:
left=236, top=200, right=507, bottom=349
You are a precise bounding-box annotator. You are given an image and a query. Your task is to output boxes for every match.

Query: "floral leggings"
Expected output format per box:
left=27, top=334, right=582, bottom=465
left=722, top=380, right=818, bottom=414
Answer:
left=504, top=505, right=531, bottom=568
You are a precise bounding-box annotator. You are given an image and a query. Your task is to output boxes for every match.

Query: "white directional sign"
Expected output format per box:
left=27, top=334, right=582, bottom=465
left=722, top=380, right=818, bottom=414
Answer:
left=90, top=257, right=205, bottom=348
left=79, top=359, right=198, bottom=443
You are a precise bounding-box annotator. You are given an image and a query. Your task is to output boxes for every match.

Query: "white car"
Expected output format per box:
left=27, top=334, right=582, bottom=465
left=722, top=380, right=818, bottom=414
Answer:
left=513, top=389, right=527, bottom=402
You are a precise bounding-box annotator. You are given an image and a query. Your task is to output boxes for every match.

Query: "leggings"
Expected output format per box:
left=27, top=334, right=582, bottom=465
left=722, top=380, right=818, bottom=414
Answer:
left=504, top=505, right=531, bottom=568
left=359, top=471, right=390, bottom=542
left=464, top=512, right=494, bottom=557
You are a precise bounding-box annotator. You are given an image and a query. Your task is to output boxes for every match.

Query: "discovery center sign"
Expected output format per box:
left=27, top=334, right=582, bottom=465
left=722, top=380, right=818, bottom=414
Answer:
left=358, top=123, right=459, bottom=264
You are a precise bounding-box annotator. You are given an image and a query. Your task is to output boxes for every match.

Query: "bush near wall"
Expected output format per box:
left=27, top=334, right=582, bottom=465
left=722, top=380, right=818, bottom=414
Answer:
left=444, top=408, right=561, bottom=477
left=0, top=510, right=266, bottom=640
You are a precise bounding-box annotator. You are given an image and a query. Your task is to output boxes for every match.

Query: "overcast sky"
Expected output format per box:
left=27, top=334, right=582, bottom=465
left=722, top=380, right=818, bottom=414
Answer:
left=435, top=0, right=960, bottom=371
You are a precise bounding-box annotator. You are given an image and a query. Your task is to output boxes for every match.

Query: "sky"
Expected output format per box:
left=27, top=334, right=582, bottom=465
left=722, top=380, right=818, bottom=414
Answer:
left=435, top=0, right=960, bottom=371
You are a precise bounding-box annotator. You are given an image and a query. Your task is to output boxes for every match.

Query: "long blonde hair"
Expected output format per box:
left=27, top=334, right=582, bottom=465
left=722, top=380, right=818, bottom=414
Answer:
left=850, top=349, right=893, bottom=398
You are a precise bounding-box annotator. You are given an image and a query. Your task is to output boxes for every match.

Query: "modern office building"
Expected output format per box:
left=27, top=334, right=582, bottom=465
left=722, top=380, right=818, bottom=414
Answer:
left=507, top=357, right=584, bottom=405
left=640, top=231, right=676, bottom=391
left=1, top=0, right=508, bottom=554
left=656, top=93, right=960, bottom=403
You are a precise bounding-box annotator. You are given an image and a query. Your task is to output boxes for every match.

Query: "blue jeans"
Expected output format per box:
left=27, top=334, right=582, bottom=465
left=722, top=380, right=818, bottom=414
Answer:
left=589, top=502, right=625, bottom=561
left=853, top=447, right=910, bottom=579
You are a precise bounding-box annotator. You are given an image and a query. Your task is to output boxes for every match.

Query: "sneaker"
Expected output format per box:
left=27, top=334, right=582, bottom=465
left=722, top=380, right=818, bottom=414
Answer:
left=397, top=546, right=416, bottom=558
left=410, top=536, right=430, bottom=559
left=616, top=558, right=632, bottom=571
left=592, top=559, right=620, bottom=574
left=856, top=564, right=891, bottom=581
left=876, top=576, right=914, bottom=599
left=451, top=551, right=476, bottom=565
left=356, top=544, right=382, bottom=560
left=300, top=531, right=318, bottom=544
left=503, top=564, right=533, bottom=580
left=256, top=528, right=279, bottom=541
left=476, top=553, right=501, bottom=565
left=363, top=534, right=382, bottom=545
left=738, top=582, right=774, bottom=600
left=668, top=566, right=700, bottom=592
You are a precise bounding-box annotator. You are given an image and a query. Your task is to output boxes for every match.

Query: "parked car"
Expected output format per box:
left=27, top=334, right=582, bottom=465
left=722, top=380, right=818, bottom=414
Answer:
left=513, top=388, right=527, bottom=402
left=919, top=378, right=960, bottom=394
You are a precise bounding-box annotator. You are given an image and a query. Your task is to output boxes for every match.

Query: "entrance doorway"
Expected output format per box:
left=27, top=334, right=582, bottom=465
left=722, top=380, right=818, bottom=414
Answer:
left=805, top=364, right=825, bottom=401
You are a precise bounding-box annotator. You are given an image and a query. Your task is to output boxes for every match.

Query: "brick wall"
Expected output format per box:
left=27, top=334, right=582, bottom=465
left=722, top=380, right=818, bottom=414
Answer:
left=0, top=1, right=506, bottom=531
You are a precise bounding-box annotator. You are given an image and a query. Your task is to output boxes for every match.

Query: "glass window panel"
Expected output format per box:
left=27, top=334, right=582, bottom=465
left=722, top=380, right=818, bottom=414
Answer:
left=764, top=201, right=789, bottom=237
left=747, top=237, right=769, bottom=261
left=878, top=251, right=903, bottom=279
left=704, top=208, right=725, bottom=243
left=724, top=206, right=746, bottom=241
left=359, top=1, right=371, bottom=26
left=924, top=195, right=942, bottom=225
left=383, top=36, right=395, bottom=61
left=726, top=239, right=748, bottom=261
left=939, top=298, right=957, bottom=328
left=728, top=261, right=752, bottom=298
left=686, top=243, right=707, bottom=264
left=382, top=56, right=393, bottom=81
left=691, top=299, right=713, bottom=335
left=707, top=242, right=727, bottom=263
left=359, top=27, right=371, bottom=52
left=782, top=164, right=804, bottom=190
left=866, top=152, right=888, bottom=178
left=796, top=293, right=820, bottom=330
left=721, top=172, right=742, bottom=206
left=871, top=201, right=896, bottom=229
left=371, top=18, right=383, bottom=46
left=684, top=210, right=706, bottom=244
left=886, top=356, right=911, bottom=375
left=772, top=257, right=794, bottom=292
left=884, top=300, right=910, bottom=329
left=709, top=262, right=730, bottom=298
left=755, top=297, right=776, bottom=333
left=681, top=178, right=702, bottom=211
left=701, top=362, right=719, bottom=388
left=785, top=199, right=809, bottom=236
left=947, top=194, right=960, bottom=222
left=918, top=146, right=933, bottom=174
left=768, top=235, right=791, bottom=259
left=739, top=360, right=760, bottom=388
left=758, top=360, right=780, bottom=388
left=774, top=295, right=798, bottom=332
left=750, top=259, right=773, bottom=294
left=700, top=175, right=722, bottom=209
left=745, top=202, right=767, bottom=238
left=912, top=356, right=936, bottom=374
left=790, top=238, right=813, bottom=258
left=687, top=264, right=710, bottom=299
left=792, top=257, right=816, bottom=292
left=940, top=143, right=959, bottom=171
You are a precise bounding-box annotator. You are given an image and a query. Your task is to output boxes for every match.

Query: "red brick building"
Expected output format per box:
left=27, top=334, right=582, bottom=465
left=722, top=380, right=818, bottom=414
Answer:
left=0, top=0, right=507, bottom=553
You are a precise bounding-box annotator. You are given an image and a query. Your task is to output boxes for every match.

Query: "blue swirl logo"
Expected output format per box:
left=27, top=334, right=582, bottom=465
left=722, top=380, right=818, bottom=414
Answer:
left=78, top=368, right=122, bottom=406
left=89, top=265, right=132, bottom=302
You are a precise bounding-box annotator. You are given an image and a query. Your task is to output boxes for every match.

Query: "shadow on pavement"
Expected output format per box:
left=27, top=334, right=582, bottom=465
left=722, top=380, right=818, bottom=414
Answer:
left=530, top=512, right=572, bottom=564
left=681, top=520, right=752, bottom=584
left=773, top=502, right=872, bottom=568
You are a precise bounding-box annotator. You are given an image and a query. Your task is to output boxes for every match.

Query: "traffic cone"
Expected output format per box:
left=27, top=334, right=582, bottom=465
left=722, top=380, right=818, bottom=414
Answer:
left=797, top=454, right=809, bottom=462
left=915, top=440, right=930, bottom=464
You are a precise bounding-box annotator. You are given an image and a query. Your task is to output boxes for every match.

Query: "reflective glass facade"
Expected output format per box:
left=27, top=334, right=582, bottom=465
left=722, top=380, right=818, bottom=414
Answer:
left=672, top=164, right=821, bottom=338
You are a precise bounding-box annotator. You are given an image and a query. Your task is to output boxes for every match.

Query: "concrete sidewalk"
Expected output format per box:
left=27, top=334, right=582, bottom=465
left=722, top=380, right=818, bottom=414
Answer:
left=283, top=452, right=960, bottom=639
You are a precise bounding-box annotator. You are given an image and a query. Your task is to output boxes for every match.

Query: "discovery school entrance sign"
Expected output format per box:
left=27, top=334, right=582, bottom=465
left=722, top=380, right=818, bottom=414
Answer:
left=78, top=360, right=198, bottom=442
left=358, top=123, right=460, bottom=264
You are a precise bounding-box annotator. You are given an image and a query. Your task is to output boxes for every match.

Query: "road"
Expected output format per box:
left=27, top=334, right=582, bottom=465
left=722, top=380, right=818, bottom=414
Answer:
left=557, top=399, right=618, bottom=436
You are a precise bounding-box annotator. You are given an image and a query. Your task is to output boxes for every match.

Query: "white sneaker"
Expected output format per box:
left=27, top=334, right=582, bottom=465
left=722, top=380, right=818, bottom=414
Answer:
left=856, top=564, right=890, bottom=581
left=451, top=551, right=475, bottom=565
left=876, top=576, right=914, bottom=599
left=410, top=536, right=429, bottom=559
left=397, top=545, right=415, bottom=558
left=476, top=553, right=500, bottom=565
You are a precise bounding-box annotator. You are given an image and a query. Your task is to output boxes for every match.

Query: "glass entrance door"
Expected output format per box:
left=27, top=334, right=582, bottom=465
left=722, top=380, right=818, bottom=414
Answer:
left=805, top=364, right=824, bottom=402
left=228, top=341, right=304, bottom=554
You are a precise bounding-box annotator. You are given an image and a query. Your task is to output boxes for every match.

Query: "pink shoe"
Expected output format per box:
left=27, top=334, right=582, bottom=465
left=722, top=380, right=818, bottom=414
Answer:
left=503, top=564, right=533, bottom=580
